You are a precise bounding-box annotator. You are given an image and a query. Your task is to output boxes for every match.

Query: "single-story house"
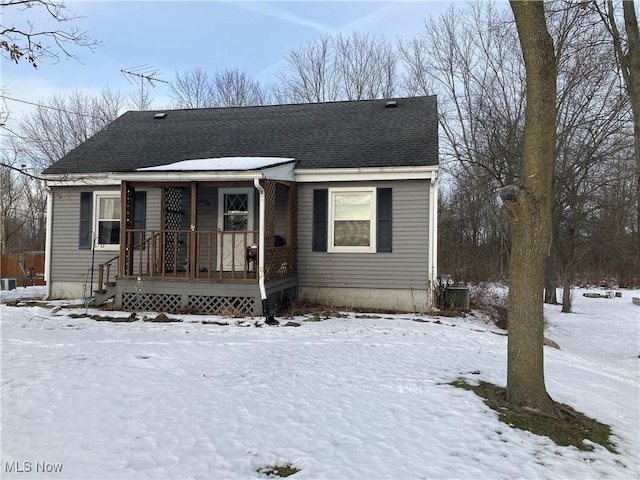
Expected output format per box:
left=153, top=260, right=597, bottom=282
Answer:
left=40, top=96, right=439, bottom=315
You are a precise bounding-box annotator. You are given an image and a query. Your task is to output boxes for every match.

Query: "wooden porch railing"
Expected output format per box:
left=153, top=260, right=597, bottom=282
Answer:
left=97, top=254, right=119, bottom=292
left=97, top=229, right=296, bottom=290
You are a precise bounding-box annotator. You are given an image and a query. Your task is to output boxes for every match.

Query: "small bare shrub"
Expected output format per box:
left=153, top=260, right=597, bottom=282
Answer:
left=280, top=300, right=347, bottom=319
left=469, top=283, right=509, bottom=330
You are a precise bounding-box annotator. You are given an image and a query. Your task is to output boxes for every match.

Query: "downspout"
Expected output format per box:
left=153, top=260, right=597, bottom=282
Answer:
left=253, top=177, right=270, bottom=317
left=428, top=172, right=439, bottom=308
left=43, top=184, right=53, bottom=300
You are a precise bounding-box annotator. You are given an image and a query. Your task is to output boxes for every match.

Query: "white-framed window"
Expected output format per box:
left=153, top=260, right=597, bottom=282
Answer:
left=94, top=192, right=121, bottom=249
left=327, top=187, right=376, bottom=253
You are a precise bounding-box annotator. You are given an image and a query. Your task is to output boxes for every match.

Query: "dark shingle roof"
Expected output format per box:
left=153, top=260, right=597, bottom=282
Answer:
left=43, top=96, right=438, bottom=175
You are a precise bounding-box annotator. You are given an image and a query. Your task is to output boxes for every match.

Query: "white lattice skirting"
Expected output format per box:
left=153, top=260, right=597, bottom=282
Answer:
left=121, top=292, right=257, bottom=315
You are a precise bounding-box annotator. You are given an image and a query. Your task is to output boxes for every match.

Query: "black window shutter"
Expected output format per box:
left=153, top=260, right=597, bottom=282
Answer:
left=312, top=189, right=328, bottom=252
left=134, top=191, right=146, bottom=247
left=79, top=192, right=93, bottom=250
left=377, top=188, right=392, bottom=252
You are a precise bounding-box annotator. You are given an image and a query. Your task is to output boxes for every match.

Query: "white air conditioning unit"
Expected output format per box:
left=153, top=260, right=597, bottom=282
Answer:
left=0, top=278, right=17, bottom=290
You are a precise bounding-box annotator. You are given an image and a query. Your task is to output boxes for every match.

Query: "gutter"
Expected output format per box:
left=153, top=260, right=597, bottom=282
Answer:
left=294, top=165, right=438, bottom=182
left=428, top=172, right=439, bottom=308
left=253, top=178, right=270, bottom=318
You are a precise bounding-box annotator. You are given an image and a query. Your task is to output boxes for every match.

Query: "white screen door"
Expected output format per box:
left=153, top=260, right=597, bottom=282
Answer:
left=218, top=188, right=254, bottom=271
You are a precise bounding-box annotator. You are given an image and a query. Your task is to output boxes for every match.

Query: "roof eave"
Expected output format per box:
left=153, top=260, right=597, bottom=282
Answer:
left=42, top=164, right=437, bottom=187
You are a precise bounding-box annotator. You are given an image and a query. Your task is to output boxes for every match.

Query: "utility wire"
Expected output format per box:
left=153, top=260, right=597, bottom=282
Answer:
left=0, top=95, right=104, bottom=120
left=0, top=127, right=28, bottom=140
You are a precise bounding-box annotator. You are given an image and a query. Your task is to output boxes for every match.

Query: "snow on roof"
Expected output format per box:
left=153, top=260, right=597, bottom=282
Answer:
left=137, top=157, right=295, bottom=172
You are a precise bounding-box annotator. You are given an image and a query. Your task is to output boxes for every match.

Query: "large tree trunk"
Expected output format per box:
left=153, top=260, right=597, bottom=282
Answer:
left=561, top=266, right=573, bottom=313
left=507, top=0, right=557, bottom=412
left=544, top=248, right=559, bottom=304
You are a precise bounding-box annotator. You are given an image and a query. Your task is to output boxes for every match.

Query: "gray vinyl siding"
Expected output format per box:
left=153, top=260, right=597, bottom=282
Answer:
left=146, top=187, right=161, bottom=231
left=297, top=180, right=430, bottom=290
left=49, top=186, right=158, bottom=284
left=274, top=183, right=288, bottom=242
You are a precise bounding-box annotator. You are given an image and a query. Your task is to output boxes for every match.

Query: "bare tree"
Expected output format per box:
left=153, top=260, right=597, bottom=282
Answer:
left=584, top=148, right=638, bottom=286
left=170, top=67, right=267, bottom=108
left=543, top=0, right=634, bottom=310
left=403, top=1, right=636, bottom=299
left=3, top=90, right=125, bottom=252
left=592, top=0, right=640, bottom=256
left=400, top=3, right=525, bottom=181
left=212, top=68, right=267, bottom=107
left=398, top=35, right=438, bottom=97
left=399, top=3, right=525, bottom=285
left=335, top=31, right=397, bottom=100
left=1, top=0, right=98, bottom=69
left=0, top=89, right=127, bottom=253
left=276, top=31, right=399, bottom=104
left=0, top=137, right=27, bottom=253
left=507, top=0, right=557, bottom=412
left=20, top=162, right=47, bottom=250
left=275, top=34, right=340, bottom=104
left=439, top=166, right=509, bottom=281
left=169, top=67, right=215, bottom=109
left=19, top=89, right=125, bottom=167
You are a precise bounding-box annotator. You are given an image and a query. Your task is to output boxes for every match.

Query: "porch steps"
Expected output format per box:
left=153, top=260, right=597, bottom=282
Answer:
left=92, top=282, right=116, bottom=307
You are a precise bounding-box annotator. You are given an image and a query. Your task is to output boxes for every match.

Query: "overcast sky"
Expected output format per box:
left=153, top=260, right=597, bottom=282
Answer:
left=1, top=0, right=455, bottom=127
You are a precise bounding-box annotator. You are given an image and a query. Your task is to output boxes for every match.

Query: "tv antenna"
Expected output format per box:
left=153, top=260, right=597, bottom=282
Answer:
left=120, top=65, right=169, bottom=87
left=121, top=65, right=169, bottom=110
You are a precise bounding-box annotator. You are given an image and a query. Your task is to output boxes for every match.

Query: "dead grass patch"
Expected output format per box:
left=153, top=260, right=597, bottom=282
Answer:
left=143, top=313, right=180, bottom=323
left=257, top=464, right=300, bottom=477
left=450, top=378, right=617, bottom=453
left=201, top=320, right=230, bottom=326
left=280, top=300, right=347, bottom=319
left=280, top=299, right=437, bottom=320
left=67, top=312, right=137, bottom=322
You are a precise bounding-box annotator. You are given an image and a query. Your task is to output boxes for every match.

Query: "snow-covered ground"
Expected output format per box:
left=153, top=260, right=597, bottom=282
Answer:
left=1, top=286, right=638, bottom=479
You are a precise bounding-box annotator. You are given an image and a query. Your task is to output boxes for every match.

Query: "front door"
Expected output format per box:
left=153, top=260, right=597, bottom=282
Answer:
left=218, top=188, right=254, bottom=271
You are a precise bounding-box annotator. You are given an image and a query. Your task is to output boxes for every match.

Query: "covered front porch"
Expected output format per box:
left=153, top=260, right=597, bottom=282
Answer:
left=98, top=158, right=298, bottom=315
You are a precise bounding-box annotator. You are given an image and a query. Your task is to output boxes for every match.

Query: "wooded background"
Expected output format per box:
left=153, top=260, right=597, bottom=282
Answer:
left=2, top=1, right=637, bottom=300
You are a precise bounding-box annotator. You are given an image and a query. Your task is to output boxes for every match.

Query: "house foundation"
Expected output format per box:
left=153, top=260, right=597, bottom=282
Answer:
left=298, top=286, right=429, bottom=313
